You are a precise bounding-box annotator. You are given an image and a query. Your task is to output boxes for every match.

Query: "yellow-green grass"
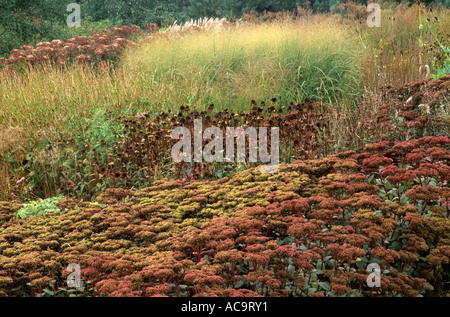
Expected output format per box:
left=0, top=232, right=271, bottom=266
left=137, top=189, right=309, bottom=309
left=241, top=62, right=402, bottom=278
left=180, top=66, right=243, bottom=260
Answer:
left=122, top=15, right=362, bottom=110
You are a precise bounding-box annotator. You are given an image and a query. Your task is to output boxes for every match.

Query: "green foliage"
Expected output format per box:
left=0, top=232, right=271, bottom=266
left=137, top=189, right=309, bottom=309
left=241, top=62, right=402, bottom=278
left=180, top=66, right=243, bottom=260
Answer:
left=80, top=109, right=124, bottom=151
left=312, top=0, right=339, bottom=12
left=431, top=46, right=450, bottom=79
left=47, top=18, right=116, bottom=41
left=437, top=0, right=450, bottom=6
left=15, top=109, right=126, bottom=200
left=187, top=0, right=304, bottom=19
left=0, top=0, right=123, bottom=57
left=0, top=0, right=68, bottom=56
left=80, top=0, right=191, bottom=27
left=16, top=196, right=64, bottom=219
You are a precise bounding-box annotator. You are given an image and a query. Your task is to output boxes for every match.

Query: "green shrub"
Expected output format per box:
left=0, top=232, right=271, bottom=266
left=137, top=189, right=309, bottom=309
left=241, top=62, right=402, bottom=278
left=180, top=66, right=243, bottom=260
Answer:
left=16, top=196, right=64, bottom=219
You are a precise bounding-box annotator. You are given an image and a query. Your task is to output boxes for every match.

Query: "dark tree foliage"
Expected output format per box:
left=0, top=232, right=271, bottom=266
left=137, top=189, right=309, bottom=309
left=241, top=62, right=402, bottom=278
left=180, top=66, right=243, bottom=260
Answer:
left=0, top=0, right=68, bottom=56
left=79, top=0, right=191, bottom=27
left=186, top=0, right=303, bottom=19
left=186, top=0, right=448, bottom=19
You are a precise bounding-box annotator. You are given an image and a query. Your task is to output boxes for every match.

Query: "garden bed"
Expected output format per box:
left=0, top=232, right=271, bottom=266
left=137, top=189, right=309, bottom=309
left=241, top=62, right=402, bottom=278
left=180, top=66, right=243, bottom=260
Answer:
left=0, top=135, right=448, bottom=297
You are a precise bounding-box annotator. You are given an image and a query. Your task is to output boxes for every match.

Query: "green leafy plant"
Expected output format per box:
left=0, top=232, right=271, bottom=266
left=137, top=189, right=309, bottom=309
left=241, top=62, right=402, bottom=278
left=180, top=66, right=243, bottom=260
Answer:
left=16, top=196, right=64, bottom=219
left=431, top=46, right=450, bottom=79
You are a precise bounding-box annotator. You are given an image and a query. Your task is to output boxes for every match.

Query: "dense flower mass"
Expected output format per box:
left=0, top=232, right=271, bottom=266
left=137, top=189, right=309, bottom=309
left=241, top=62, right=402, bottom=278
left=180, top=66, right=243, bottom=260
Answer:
left=0, top=136, right=448, bottom=297
left=0, top=25, right=142, bottom=72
